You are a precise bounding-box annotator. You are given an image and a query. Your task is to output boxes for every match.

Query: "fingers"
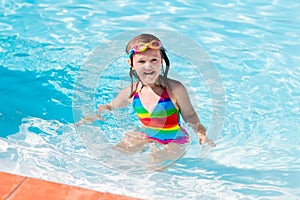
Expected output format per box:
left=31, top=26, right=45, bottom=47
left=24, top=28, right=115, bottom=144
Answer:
left=75, top=118, right=89, bottom=126
left=75, top=105, right=109, bottom=126
left=198, top=135, right=216, bottom=147
left=75, top=115, right=98, bottom=126
left=98, top=105, right=106, bottom=112
left=205, top=139, right=216, bottom=147
left=98, top=104, right=111, bottom=112
left=98, top=105, right=110, bottom=119
left=75, top=120, right=85, bottom=126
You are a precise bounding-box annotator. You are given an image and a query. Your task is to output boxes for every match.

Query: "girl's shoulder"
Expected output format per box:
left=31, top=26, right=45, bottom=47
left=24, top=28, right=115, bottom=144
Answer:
left=164, top=78, right=186, bottom=91
left=119, top=84, right=132, bottom=93
left=116, top=85, right=133, bottom=102
left=164, top=78, right=187, bottom=108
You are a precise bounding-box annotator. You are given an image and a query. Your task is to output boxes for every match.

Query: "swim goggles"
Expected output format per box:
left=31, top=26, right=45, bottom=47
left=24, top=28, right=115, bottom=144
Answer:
left=128, top=40, right=163, bottom=57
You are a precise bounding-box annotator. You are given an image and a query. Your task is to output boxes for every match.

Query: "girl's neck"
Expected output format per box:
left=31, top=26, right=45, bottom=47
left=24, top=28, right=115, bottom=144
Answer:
left=143, top=83, right=157, bottom=89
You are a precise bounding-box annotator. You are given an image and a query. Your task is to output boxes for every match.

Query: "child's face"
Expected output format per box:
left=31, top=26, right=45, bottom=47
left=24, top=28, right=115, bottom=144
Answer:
left=131, top=49, right=162, bottom=85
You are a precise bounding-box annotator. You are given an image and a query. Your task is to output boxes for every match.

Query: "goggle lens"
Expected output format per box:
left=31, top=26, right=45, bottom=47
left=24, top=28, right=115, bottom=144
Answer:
left=129, top=40, right=162, bottom=57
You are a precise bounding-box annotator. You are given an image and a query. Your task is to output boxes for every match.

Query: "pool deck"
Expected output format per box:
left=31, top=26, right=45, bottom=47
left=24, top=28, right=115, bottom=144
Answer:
left=0, top=171, right=141, bottom=200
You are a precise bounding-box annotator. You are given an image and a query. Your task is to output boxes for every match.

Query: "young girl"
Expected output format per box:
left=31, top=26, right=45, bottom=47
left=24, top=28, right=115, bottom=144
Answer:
left=78, top=33, right=215, bottom=164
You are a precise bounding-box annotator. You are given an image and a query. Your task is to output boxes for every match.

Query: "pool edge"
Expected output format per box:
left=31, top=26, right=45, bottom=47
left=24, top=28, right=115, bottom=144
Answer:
left=0, top=171, right=141, bottom=200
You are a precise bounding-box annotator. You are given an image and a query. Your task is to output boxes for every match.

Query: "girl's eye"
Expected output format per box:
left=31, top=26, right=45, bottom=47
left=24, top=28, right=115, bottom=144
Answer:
left=151, top=58, right=158, bottom=62
left=138, top=60, right=145, bottom=64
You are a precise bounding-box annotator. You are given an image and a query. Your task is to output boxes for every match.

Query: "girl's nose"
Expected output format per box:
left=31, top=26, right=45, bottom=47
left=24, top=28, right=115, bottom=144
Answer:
left=144, top=62, right=152, bottom=69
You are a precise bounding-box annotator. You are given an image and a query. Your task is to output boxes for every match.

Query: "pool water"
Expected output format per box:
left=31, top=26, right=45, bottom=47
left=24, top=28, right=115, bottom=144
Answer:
left=1, top=0, right=300, bottom=199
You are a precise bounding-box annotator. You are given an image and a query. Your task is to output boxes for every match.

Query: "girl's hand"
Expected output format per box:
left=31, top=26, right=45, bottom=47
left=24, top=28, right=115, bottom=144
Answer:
left=98, top=104, right=112, bottom=112
left=195, top=123, right=216, bottom=147
left=198, top=133, right=216, bottom=147
left=97, top=104, right=111, bottom=120
left=75, top=104, right=110, bottom=126
left=75, top=115, right=98, bottom=126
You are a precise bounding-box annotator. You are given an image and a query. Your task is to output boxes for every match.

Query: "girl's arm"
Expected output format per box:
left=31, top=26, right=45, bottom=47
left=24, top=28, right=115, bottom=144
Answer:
left=170, top=80, right=215, bottom=147
left=75, top=86, right=131, bottom=126
left=99, top=86, right=132, bottom=111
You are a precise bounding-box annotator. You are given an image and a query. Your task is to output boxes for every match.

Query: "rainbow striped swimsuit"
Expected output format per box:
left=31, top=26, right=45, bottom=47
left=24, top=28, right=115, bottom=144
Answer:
left=132, top=87, right=189, bottom=144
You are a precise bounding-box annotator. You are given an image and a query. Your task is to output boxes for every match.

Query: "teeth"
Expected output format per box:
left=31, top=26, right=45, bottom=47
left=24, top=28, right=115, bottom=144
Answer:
left=144, top=71, right=154, bottom=75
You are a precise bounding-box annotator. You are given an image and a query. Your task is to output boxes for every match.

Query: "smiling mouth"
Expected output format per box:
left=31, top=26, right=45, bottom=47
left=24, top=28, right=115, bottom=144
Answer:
left=144, top=71, right=155, bottom=75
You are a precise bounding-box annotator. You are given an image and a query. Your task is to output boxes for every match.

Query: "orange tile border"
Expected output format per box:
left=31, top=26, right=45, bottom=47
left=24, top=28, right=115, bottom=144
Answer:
left=0, top=171, right=141, bottom=200
left=0, top=172, right=26, bottom=199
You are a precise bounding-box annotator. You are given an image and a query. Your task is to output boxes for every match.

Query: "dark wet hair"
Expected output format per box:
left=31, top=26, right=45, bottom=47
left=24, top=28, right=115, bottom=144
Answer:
left=126, top=33, right=170, bottom=97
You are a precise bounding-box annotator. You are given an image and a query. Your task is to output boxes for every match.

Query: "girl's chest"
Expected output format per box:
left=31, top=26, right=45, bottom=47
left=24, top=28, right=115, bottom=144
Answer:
left=138, top=88, right=163, bottom=114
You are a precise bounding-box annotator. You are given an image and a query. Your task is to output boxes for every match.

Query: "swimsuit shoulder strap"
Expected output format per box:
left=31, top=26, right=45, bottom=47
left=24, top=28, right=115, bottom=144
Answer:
left=163, top=86, right=179, bottom=110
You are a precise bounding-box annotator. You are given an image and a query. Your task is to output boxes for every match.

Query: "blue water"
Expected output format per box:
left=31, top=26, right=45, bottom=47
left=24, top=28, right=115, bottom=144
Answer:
left=1, top=0, right=300, bottom=199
